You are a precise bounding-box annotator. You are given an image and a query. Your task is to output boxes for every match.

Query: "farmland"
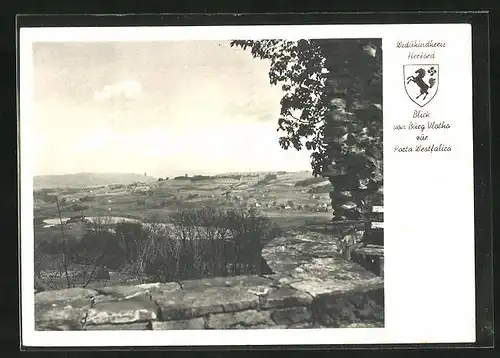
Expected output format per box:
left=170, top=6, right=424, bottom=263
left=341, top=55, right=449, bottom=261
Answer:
left=32, top=171, right=337, bottom=290
left=33, top=171, right=334, bottom=241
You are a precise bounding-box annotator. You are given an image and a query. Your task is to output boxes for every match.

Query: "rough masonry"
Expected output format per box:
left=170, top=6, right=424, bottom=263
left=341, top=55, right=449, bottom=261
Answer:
left=35, top=231, right=384, bottom=330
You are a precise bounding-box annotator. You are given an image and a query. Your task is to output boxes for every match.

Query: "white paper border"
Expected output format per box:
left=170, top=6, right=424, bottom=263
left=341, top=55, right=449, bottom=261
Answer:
left=19, top=23, right=475, bottom=347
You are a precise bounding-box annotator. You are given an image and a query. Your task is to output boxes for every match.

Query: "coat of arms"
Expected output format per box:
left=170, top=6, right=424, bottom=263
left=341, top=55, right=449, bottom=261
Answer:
left=403, top=64, right=439, bottom=107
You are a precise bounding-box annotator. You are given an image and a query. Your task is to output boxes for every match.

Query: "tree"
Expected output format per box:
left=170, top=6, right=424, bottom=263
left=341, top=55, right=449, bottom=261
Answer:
left=34, top=199, right=111, bottom=291
left=231, top=39, right=383, bottom=252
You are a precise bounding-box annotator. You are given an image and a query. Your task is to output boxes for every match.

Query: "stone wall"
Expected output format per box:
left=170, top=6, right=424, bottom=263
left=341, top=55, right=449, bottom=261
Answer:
left=350, top=245, right=384, bottom=278
left=35, top=231, right=384, bottom=330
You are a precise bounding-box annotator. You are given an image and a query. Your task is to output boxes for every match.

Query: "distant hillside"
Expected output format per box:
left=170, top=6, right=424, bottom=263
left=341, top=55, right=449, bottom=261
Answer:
left=214, top=170, right=310, bottom=178
left=33, top=173, right=157, bottom=189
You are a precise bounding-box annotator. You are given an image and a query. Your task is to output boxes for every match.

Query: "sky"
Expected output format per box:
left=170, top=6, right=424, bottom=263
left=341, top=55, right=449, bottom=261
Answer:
left=31, top=41, right=313, bottom=178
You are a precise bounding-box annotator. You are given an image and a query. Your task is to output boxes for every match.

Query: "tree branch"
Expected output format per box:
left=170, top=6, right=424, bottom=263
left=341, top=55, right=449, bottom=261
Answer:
left=55, top=196, right=71, bottom=288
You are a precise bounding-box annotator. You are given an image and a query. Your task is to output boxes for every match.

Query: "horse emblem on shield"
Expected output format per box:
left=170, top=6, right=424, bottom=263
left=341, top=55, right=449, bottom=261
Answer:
left=403, top=64, right=439, bottom=107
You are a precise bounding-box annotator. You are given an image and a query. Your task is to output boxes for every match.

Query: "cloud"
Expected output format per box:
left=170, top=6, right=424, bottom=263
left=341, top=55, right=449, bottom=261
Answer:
left=93, top=80, right=143, bottom=101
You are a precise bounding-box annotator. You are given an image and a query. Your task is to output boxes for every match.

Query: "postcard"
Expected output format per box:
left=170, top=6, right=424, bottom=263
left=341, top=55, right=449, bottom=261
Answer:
left=18, top=18, right=485, bottom=348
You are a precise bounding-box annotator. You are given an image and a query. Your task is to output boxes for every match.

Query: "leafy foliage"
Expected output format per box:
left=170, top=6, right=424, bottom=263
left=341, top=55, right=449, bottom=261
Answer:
left=230, top=39, right=382, bottom=176
left=231, top=39, right=383, bottom=223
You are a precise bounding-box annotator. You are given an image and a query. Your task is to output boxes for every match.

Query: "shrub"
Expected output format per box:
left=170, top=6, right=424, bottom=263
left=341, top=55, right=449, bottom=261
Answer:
left=70, top=203, right=88, bottom=212
left=308, top=183, right=333, bottom=193
left=294, top=176, right=326, bottom=187
left=35, top=234, right=79, bottom=256
left=122, top=206, right=279, bottom=282
left=190, top=175, right=213, bottom=182
left=140, top=206, right=278, bottom=281
left=34, top=189, right=58, bottom=203
left=34, top=227, right=107, bottom=290
left=257, top=173, right=277, bottom=186
left=35, top=205, right=281, bottom=288
left=78, top=229, right=118, bottom=268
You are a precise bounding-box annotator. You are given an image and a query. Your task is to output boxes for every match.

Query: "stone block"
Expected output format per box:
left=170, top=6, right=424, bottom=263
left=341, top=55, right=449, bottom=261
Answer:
left=97, top=282, right=180, bottom=299
left=179, top=275, right=272, bottom=291
left=85, top=295, right=158, bottom=326
left=290, top=276, right=382, bottom=299
left=85, top=322, right=151, bottom=330
left=35, top=287, right=98, bottom=304
left=287, top=322, right=316, bottom=329
left=313, top=285, right=384, bottom=327
left=270, top=307, right=312, bottom=325
left=285, top=263, right=375, bottom=290
left=35, top=297, right=91, bottom=331
left=232, top=323, right=284, bottom=329
left=260, top=285, right=313, bottom=309
left=153, top=318, right=205, bottom=330
left=261, top=273, right=298, bottom=286
left=153, top=286, right=259, bottom=320
left=341, top=321, right=384, bottom=328
left=207, top=309, right=273, bottom=329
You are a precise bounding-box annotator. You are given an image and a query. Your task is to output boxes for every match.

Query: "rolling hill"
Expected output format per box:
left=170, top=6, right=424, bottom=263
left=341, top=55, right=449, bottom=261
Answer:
left=33, top=172, right=158, bottom=189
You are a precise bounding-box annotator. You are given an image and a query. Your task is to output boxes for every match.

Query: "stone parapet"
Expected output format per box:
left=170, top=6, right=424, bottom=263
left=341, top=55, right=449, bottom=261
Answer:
left=35, top=231, right=384, bottom=330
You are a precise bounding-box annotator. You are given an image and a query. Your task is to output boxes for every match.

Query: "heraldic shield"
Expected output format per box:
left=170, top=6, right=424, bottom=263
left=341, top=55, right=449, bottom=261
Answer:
left=403, top=64, right=439, bottom=107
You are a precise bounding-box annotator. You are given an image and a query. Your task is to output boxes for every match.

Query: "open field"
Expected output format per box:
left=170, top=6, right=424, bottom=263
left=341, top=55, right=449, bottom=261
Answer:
left=33, top=171, right=334, bottom=241
left=32, top=171, right=338, bottom=290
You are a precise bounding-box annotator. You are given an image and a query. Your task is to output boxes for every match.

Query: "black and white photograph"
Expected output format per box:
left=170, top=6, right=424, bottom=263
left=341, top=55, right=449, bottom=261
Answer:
left=30, top=37, right=384, bottom=331
left=19, top=21, right=481, bottom=347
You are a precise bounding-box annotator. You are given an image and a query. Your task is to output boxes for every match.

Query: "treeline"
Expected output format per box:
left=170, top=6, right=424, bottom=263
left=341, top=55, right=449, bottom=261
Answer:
left=171, top=172, right=288, bottom=182
left=294, top=177, right=326, bottom=187
left=172, top=174, right=237, bottom=181
left=172, top=175, right=212, bottom=181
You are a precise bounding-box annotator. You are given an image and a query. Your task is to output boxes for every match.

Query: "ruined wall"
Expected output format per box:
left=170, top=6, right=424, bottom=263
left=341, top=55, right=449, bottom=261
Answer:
left=321, top=41, right=383, bottom=242
left=35, top=232, right=384, bottom=330
left=323, top=104, right=383, bottom=224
